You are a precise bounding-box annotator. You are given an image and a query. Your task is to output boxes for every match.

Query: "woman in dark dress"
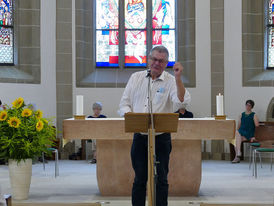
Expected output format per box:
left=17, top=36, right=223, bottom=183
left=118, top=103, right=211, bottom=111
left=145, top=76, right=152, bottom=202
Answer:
left=232, top=100, right=259, bottom=163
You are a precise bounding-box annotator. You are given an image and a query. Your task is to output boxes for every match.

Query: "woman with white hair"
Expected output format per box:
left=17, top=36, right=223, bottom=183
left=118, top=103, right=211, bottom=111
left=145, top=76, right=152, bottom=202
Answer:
left=88, top=102, right=107, bottom=118
left=87, top=102, right=107, bottom=163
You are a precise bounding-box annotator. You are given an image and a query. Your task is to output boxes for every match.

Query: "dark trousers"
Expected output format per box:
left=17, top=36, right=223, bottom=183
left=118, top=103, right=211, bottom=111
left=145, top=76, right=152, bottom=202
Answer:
left=131, top=132, right=172, bottom=206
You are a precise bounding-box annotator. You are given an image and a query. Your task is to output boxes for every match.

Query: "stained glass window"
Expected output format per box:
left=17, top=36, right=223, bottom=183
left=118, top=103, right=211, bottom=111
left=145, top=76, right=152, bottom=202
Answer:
left=0, top=0, right=13, bottom=65
left=96, top=0, right=176, bottom=68
left=125, top=30, right=147, bottom=66
left=152, top=0, right=175, bottom=66
left=125, top=0, right=147, bottom=67
left=267, top=0, right=274, bottom=68
left=125, top=0, right=146, bottom=29
left=96, top=0, right=119, bottom=67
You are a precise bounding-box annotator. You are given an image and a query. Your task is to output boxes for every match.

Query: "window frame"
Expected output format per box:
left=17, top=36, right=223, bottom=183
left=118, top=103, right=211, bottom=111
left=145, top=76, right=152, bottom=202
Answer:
left=94, top=0, right=177, bottom=69
left=0, top=0, right=14, bottom=66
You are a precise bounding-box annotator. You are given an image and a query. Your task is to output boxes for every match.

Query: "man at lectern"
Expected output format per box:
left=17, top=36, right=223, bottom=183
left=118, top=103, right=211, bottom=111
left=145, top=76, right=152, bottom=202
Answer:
left=118, top=46, right=191, bottom=206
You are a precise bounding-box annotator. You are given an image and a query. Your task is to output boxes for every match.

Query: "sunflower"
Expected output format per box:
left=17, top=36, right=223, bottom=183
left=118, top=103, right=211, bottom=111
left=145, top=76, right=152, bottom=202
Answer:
left=0, top=110, right=8, bottom=121
left=35, top=110, right=43, bottom=119
left=21, top=108, right=32, bottom=117
left=8, top=117, right=21, bottom=128
left=36, top=120, right=44, bottom=132
left=12, top=97, right=24, bottom=109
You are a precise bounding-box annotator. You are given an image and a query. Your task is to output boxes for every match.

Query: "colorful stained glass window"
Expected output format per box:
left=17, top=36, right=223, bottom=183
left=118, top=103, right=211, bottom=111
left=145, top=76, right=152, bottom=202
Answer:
left=96, top=0, right=119, bottom=67
left=268, top=27, right=274, bottom=68
left=0, top=0, right=13, bottom=64
left=125, top=0, right=146, bottom=29
left=152, top=0, right=175, bottom=29
left=96, top=30, right=119, bottom=67
left=125, top=0, right=147, bottom=67
left=0, top=0, right=12, bottom=26
left=96, top=0, right=119, bottom=29
left=269, top=0, right=274, bottom=25
left=268, top=0, right=274, bottom=68
left=96, top=0, right=176, bottom=68
left=125, top=30, right=147, bottom=66
left=153, top=29, right=175, bottom=66
left=152, top=0, right=175, bottom=66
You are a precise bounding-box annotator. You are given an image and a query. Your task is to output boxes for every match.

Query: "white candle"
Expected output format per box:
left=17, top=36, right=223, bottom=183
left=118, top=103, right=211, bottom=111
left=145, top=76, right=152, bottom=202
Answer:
left=216, top=93, right=224, bottom=116
left=76, top=95, right=84, bottom=115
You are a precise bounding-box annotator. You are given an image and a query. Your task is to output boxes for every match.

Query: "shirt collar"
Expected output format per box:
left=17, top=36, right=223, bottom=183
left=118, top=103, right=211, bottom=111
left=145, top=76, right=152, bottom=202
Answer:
left=154, top=71, right=166, bottom=81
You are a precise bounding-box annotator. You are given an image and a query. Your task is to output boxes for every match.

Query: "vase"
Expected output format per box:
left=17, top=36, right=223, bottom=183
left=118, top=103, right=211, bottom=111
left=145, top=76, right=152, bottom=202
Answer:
left=8, top=159, right=32, bottom=200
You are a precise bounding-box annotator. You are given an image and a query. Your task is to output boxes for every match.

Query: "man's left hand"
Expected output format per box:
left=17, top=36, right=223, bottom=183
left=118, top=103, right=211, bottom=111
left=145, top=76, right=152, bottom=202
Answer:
left=173, top=62, right=183, bottom=78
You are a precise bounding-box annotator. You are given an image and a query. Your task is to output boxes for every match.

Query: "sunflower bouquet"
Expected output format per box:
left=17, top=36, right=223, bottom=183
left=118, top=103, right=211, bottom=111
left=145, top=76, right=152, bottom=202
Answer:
left=0, top=97, right=56, bottom=162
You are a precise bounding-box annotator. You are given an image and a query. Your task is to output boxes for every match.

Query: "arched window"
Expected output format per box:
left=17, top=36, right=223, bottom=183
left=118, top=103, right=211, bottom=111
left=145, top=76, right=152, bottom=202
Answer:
left=95, top=0, right=176, bottom=68
left=0, top=0, right=13, bottom=65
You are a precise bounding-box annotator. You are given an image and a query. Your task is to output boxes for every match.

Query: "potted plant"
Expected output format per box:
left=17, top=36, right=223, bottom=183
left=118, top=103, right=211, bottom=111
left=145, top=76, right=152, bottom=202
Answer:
left=0, top=97, right=56, bottom=200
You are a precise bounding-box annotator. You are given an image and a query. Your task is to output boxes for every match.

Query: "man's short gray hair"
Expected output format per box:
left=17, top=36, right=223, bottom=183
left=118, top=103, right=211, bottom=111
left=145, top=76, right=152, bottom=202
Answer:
left=149, top=45, right=169, bottom=61
left=92, top=102, right=102, bottom=110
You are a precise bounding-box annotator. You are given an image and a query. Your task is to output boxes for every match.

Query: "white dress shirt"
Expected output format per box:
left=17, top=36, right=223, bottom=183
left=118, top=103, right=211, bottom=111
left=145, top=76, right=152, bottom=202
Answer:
left=118, top=70, right=191, bottom=116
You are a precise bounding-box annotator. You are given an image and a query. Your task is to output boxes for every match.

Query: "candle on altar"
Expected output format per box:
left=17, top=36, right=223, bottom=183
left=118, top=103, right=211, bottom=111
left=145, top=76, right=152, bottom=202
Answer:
left=216, top=93, right=224, bottom=116
left=76, top=95, right=83, bottom=115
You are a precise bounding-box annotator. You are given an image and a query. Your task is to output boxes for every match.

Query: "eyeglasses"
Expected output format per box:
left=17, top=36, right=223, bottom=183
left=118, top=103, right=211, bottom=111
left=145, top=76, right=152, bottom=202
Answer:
left=149, top=56, right=167, bottom=64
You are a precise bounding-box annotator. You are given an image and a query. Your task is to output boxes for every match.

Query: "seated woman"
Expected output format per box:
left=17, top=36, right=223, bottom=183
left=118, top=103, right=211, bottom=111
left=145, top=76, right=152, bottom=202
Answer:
left=232, top=100, right=259, bottom=163
left=87, top=102, right=107, bottom=163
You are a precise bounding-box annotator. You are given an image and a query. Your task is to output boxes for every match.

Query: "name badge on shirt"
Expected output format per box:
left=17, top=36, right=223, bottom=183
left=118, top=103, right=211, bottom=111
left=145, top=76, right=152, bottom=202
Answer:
left=155, top=87, right=165, bottom=104
left=157, top=87, right=165, bottom=93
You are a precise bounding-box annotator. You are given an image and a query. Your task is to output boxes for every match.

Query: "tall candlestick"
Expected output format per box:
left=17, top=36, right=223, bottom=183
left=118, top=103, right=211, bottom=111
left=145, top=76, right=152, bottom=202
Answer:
left=76, top=95, right=83, bottom=115
left=216, top=93, right=224, bottom=116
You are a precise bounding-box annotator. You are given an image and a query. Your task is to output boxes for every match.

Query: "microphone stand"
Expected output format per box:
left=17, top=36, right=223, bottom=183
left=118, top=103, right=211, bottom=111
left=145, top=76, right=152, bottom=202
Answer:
left=147, top=70, right=157, bottom=206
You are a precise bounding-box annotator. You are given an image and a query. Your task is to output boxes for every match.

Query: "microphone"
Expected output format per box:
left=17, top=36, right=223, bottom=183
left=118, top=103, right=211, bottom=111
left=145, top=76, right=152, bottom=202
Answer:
left=146, top=69, right=151, bottom=77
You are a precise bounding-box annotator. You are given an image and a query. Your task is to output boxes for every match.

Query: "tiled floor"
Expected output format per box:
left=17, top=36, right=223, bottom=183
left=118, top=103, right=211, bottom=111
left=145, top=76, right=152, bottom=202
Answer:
left=1, top=160, right=274, bottom=206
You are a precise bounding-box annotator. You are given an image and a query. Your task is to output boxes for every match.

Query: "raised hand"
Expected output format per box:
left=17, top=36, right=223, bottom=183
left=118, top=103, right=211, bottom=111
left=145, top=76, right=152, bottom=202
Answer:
left=173, top=62, right=183, bottom=78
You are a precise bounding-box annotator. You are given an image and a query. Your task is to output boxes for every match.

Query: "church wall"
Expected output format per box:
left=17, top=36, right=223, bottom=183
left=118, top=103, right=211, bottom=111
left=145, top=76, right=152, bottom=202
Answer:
left=73, top=0, right=212, bottom=120
left=224, top=0, right=273, bottom=124
left=224, top=0, right=274, bottom=155
left=0, top=0, right=56, bottom=121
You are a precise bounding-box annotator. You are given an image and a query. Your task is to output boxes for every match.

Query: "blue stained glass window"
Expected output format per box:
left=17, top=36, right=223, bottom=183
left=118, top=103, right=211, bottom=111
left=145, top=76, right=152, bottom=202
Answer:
left=0, top=0, right=13, bottom=65
left=96, top=0, right=176, bottom=68
left=96, top=30, right=119, bottom=67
